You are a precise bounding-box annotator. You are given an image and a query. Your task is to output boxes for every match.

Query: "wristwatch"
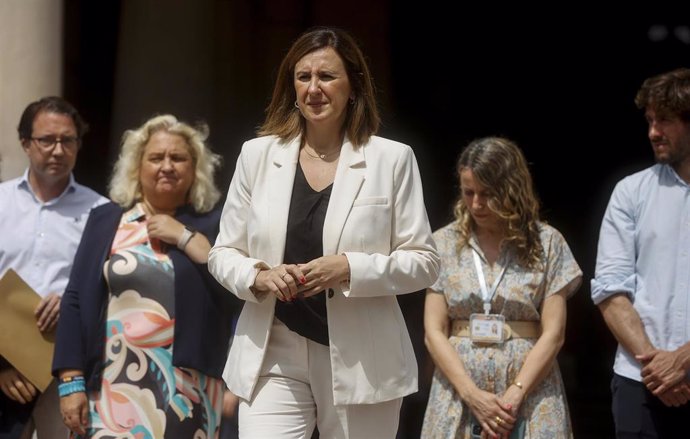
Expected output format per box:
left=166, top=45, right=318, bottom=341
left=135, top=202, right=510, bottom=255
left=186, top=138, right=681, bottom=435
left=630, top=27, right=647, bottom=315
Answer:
left=177, top=225, right=197, bottom=250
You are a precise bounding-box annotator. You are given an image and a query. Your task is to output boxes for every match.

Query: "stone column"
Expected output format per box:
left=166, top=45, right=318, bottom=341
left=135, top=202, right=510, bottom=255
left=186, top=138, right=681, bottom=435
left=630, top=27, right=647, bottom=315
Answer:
left=0, top=0, right=63, bottom=181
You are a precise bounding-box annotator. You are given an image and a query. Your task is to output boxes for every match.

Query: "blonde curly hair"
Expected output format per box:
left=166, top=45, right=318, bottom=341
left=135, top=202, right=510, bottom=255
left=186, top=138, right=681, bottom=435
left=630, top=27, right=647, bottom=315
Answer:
left=453, top=137, right=543, bottom=269
left=108, top=114, right=222, bottom=213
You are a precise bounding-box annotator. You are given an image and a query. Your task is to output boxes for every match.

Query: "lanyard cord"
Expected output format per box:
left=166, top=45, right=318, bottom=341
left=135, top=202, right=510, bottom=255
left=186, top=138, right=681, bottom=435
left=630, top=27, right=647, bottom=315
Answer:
left=472, top=248, right=507, bottom=315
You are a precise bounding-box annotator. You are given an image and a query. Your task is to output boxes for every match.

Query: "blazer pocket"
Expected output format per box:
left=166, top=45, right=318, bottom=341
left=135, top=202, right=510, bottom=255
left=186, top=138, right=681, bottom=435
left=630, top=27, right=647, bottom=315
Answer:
left=353, top=196, right=389, bottom=207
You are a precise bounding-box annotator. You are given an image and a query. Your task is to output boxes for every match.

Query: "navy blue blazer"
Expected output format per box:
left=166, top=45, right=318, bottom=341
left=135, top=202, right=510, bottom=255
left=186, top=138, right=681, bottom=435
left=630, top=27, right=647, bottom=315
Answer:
left=52, top=202, right=240, bottom=390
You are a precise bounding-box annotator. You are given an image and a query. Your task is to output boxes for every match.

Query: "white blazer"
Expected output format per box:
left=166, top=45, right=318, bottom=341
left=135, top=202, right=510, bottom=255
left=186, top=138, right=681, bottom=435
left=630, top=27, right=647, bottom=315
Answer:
left=208, top=134, right=439, bottom=405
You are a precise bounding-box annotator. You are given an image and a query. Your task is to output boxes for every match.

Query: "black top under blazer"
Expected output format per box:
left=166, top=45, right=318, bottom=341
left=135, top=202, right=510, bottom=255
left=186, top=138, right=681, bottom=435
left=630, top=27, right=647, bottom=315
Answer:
left=52, top=202, right=239, bottom=391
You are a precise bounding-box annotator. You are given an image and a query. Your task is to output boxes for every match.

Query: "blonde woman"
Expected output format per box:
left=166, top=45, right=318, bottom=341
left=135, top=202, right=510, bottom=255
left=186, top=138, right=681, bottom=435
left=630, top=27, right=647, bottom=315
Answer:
left=422, top=137, right=582, bottom=438
left=53, top=115, right=238, bottom=438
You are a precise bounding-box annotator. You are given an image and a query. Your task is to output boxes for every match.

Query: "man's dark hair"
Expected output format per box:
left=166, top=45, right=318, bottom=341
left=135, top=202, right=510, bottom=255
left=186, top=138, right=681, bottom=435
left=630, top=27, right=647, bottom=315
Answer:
left=17, top=96, right=89, bottom=140
left=635, top=68, right=690, bottom=122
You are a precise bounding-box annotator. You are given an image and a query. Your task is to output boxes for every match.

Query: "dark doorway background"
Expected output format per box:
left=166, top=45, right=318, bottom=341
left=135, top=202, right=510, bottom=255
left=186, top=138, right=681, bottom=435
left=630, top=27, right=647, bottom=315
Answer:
left=61, top=2, right=690, bottom=437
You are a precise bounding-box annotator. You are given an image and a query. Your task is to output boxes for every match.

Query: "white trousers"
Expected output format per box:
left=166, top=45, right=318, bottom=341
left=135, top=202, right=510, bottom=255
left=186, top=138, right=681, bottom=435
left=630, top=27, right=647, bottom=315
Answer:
left=239, top=319, right=402, bottom=439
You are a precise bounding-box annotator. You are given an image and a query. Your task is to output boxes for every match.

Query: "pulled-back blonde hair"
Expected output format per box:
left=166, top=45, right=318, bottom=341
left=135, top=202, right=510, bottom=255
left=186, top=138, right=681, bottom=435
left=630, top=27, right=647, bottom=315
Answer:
left=453, top=137, right=543, bottom=269
left=109, top=114, right=222, bottom=213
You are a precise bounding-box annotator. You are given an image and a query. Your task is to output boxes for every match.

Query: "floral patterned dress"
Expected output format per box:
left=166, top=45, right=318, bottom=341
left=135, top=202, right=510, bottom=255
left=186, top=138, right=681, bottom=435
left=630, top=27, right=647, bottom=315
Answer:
left=82, top=204, right=223, bottom=439
left=421, top=222, right=581, bottom=439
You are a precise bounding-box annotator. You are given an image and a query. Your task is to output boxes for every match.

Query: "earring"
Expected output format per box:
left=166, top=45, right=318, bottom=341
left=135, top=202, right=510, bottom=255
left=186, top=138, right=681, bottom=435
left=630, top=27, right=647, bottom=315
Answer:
left=349, top=97, right=355, bottom=105
left=294, top=101, right=299, bottom=108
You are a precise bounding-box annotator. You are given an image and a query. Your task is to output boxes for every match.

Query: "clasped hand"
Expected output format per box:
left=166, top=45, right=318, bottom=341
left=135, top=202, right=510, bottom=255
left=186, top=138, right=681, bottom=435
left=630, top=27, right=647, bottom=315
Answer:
left=468, top=387, right=520, bottom=439
left=146, top=214, right=184, bottom=247
left=253, top=255, right=349, bottom=302
left=637, top=349, right=690, bottom=406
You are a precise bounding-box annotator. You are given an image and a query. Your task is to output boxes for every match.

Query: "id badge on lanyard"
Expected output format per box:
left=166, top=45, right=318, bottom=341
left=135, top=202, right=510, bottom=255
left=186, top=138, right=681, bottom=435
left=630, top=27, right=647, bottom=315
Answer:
left=469, top=248, right=507, bottom=344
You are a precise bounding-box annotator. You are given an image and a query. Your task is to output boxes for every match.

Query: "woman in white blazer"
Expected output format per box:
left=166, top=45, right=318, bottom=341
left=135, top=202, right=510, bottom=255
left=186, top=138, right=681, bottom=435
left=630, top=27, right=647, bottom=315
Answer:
left=209, top=27, right=439, bottom=439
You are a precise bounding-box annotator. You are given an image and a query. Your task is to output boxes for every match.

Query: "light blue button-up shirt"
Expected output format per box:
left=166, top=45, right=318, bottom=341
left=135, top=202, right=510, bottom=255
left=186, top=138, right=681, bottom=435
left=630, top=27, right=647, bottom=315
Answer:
left=592, top=164, right=690, bottom=381
left=0, top=170, right=107, bottom=297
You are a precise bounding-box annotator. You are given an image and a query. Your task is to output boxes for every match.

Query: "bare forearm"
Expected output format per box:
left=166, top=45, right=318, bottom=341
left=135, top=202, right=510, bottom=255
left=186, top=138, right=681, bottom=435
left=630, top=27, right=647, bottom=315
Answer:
left=512, top=331, right=563, bottom=395
left=511, top=291, right=571, bottom=396
left=183, top=233, right=212, bottom=264
left=598, top=294, right=654, bottom=358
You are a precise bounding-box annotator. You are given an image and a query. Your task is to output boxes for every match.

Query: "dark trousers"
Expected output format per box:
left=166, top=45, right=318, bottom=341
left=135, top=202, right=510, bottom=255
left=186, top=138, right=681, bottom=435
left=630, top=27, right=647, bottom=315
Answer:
left=612, top=373, right=690, bottom=438
left=0, top=395, right=33, bottom=439
left=219, top=414, right=239, bottom=439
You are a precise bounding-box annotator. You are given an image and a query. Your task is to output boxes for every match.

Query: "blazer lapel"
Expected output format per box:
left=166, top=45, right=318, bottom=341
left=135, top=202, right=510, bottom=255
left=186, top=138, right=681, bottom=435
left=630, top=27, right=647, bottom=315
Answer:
left=266, top=137, right=300, bottom=265
left=323, top=139, right=365, bottom=255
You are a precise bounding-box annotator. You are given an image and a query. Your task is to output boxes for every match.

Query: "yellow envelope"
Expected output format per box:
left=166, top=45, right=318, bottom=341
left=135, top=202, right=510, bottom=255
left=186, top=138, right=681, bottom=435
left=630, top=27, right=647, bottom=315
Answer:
left=0, top=269, right=55, bottom=392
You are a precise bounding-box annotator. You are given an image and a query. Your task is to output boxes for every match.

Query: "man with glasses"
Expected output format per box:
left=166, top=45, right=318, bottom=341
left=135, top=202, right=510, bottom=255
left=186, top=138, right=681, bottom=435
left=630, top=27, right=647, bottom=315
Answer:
left=0, top=97, right=107, bottom=438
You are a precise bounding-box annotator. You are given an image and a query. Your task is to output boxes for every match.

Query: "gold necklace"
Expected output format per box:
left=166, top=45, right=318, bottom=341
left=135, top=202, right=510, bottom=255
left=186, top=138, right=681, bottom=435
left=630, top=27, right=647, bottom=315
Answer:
left=302, top=146, right=341, bottom=160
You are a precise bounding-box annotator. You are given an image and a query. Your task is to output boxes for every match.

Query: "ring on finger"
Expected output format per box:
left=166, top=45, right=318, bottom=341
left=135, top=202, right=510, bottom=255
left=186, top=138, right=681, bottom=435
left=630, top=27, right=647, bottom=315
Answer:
left=495, top=416, right=503, bottom=425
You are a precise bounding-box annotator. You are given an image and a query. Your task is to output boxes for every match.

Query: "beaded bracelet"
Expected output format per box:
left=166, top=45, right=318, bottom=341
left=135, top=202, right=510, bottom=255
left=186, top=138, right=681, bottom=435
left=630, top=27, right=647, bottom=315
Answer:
left=58, top=377, right=86, bottom=398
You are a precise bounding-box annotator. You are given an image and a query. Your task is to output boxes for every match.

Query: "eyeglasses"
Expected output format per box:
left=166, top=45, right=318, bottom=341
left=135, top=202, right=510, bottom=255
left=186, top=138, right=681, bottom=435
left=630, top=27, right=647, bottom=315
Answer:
left=30, top=136, right=80, bottom=151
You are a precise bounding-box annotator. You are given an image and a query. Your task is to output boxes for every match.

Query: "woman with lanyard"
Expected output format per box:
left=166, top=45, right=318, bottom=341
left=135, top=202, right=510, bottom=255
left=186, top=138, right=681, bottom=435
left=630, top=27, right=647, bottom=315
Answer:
left=421, top=137, right=582, bottom=439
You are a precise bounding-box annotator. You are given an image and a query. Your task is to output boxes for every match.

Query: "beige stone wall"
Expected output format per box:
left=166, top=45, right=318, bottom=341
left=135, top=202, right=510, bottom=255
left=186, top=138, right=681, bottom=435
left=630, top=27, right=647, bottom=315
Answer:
left=0, top=0, right=62, bottom=181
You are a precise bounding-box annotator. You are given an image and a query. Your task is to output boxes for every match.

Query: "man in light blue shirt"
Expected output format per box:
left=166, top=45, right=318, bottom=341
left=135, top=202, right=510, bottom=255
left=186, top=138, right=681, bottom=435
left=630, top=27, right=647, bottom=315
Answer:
left=593, top=68, right=690, bottom=438
left=0, top=97, right=107, bottom=439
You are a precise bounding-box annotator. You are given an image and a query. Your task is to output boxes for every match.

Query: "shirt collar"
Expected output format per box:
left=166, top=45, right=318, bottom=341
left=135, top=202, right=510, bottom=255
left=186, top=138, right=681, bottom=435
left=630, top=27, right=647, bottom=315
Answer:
left=661, top=163, right=690, bottom=188
left=124, top=202, right=147, bottom=223
left=18, top=169, right=77, bottom=204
